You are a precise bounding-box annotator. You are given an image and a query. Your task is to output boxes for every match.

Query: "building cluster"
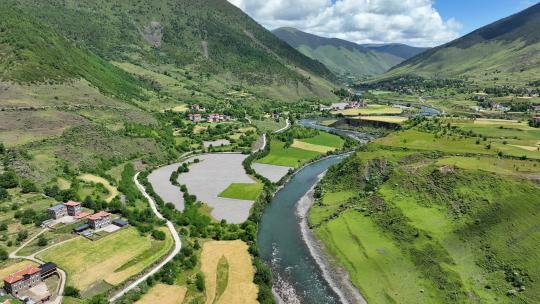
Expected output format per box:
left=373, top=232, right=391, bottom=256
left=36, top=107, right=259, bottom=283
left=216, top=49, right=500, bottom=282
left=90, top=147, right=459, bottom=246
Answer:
left=188, top=113, right=230, bottom=123
left=3, top=263, right=57, bottom=302
left=320, top=100, right=368, bottom=111
left=47, top=201, right=82, bottom=219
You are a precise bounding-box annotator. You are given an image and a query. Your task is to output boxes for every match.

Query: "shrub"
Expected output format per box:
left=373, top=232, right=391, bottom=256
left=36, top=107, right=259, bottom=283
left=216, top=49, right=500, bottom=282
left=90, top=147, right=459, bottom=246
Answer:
left=195, top=272, right=205, bottom=291
left=64, top=286, right=81, bottom=298
left=151, top=229, right=166, bottom=240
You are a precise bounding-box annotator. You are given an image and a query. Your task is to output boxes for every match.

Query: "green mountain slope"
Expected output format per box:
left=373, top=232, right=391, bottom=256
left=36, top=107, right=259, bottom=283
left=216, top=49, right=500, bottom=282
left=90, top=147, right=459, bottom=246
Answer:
left=272, top=27, right=426, bottom=78
left=385, top=2, right=540, bottom=86
left=5, top=0, right=337, bottom=100
left=0, top=6, right=144, bottom=100
left=362, top=44, right=428, bottom=60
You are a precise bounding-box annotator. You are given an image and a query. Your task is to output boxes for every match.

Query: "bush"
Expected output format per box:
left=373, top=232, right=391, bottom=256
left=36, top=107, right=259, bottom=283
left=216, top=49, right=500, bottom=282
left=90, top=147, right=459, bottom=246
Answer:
left=0, top=170, right=18, bottom=189
left=37, top=235, right=48, bottom=247
left=20, top=179, right=38, bottom=193
left=64, top=286, right=81, bottom=298
left=0, top=248, right=8, bottom=261
left=195, top=272, right=205, bottom=292
left=151, top=229, right=166, bottom=240
left=0, top=188, right=8, bottom=201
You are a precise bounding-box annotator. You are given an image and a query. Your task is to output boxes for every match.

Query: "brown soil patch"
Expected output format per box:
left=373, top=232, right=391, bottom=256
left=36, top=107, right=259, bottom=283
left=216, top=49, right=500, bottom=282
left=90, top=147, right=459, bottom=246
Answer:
left=136, top=284, right=186, bottom=304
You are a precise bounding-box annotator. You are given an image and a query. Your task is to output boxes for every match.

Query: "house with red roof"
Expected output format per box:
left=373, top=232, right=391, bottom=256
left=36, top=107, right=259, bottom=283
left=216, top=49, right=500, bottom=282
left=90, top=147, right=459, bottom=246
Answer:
left=63, top=201, right=81, bottom=216
left=87, top=211, right=112, bottom=229
left=3, top=265, right=41, bottom=296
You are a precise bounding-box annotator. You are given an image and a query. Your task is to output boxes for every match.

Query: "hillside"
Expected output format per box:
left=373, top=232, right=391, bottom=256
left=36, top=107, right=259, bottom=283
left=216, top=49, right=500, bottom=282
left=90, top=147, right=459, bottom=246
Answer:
left=385, top=2, right=540, bottom=86
left=272, top=27, right=426, bottom=78
left=4, top=0, right=337, bottom=101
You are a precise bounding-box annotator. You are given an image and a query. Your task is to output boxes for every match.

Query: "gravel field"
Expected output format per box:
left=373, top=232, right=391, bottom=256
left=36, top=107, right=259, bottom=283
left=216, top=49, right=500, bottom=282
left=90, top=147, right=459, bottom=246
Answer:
left=148, top=163, right=184, bottom=211
left=203, top=139, right=231, bottom=148
left=178, top=154, right=256, bottom=223
left=252, top=163, right=291, bottom=183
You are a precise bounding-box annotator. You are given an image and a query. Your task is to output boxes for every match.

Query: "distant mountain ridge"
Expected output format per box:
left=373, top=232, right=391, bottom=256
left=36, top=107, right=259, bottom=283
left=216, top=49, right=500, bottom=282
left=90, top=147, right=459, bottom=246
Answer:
left=385, top=2, right=540, bottom=86
left=272, top=27, right=427, bottom=78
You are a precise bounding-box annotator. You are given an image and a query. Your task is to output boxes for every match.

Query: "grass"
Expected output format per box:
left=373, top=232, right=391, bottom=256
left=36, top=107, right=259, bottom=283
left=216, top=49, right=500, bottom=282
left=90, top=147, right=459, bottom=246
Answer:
left=311, top=143, right=540, bottom=303
left=256, top=141, right=322, bottom=168
left=252, top=119, right=287, bottom=133
left=437, top=156, right=540, bottom=177
left=354, top=116, right=408, bottom=124
left=218, top=183, right=264, bottom=201
left=299, top=132, right=344, bottom=148
left=37, top=227, right=172, bottom=296
left=200, top=240, right=258, bottom=304
left=291, top=140, right=336, bottom=153
left=376, top=129, right=540, bottom=160
left=214, top=256, right=230, bottom=304
left=136, top=284, right=187, bottom=304
left=78, top=174, right=119, bottom=202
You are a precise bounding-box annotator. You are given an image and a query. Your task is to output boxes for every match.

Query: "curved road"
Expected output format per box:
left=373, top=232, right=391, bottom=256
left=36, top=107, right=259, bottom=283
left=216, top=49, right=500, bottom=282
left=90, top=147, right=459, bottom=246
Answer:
left=9, top=228, right=67, bottom=304
left=274, top=118, right=290, bottom=134
left=108, top=172, right=182, bottom=302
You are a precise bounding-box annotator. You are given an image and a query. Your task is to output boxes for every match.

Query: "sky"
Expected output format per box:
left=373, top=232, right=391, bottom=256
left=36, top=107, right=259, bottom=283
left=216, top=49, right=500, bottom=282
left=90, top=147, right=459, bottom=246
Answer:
left=227, top=0, right=538, bottom=47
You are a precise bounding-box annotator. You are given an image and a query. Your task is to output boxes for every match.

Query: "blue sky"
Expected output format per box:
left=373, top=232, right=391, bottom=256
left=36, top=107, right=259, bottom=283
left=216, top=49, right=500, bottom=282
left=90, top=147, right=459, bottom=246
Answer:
left=229, top=0, right=539, bottom=46
left=434, top=0, right=537, bottom=35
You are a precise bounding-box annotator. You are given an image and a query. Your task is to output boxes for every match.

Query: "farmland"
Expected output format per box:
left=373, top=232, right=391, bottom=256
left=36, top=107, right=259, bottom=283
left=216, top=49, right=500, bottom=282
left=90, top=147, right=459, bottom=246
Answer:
left=78, top=174, right=119, bottom=202
left=331, top=104, right=403, bottom=116
left=200, top=240, right=258, bottom=304
left=136, top=284, right=187, bottom=304
left=37, top=227, right=173, bottom=298
left=219, top=183, right=264, bottom=201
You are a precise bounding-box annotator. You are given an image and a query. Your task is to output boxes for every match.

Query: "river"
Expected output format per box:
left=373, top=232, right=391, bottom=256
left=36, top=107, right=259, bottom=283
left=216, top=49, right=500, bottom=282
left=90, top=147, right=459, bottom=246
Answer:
left=257, top=119, right=367, bottom=304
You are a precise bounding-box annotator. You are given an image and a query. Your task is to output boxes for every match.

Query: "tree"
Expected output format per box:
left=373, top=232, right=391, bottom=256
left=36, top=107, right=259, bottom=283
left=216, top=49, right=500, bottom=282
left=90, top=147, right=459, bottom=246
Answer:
left=0, top=248, right=7, bottom=261
left=64, top=286, right=81, bottom=298
left=20, top=179, right=38, bottom=193
left=195, top=272, right=205, bottom=292
left=151, top=229, right=166, bottom=240
left=0, top=142, right=4, bottom=154
left=0, top=187, right=8, bottom=201
left=16, top=230, right=28, bottom=242
left=0, top=171, right=18, bottom=189
left=37, top=235, right=48, bottom=247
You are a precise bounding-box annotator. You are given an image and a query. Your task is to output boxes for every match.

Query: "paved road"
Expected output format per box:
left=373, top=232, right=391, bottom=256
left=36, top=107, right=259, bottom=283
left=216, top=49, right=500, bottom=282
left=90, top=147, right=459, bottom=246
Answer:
left=108, top=172, right=182, bottom=302
left=274, top=118, right=290, bottom=134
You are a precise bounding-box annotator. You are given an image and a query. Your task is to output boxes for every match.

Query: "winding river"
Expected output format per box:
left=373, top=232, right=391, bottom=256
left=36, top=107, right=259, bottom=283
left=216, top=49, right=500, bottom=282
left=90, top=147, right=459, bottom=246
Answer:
left=258, top=119, right=367, bottom=304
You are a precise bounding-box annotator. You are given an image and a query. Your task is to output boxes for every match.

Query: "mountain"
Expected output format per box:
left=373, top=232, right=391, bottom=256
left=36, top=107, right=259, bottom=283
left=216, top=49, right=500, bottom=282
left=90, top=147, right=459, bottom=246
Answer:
left=362, top=44, right=429, bottom=61
left=272, top=27, right=427, bottom=78
left=2, top=0, right=337, bottom=101
left=385, top=2, right=540, bottom=86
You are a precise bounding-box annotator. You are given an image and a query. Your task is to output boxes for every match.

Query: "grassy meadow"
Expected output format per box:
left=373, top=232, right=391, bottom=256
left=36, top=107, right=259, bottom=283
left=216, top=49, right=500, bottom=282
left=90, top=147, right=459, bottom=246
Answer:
left=331, top=104, right=403, bottom=116
left=310, top=125, right=540, bottom=304
left=219, top=183, right=264, bottom=201
left=37, top=227, right=173, bottom=298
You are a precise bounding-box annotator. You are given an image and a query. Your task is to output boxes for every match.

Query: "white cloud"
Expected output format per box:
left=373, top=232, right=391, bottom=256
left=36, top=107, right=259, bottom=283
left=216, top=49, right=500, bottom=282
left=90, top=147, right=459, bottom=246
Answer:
left=228, top=0, right=462, bottom=47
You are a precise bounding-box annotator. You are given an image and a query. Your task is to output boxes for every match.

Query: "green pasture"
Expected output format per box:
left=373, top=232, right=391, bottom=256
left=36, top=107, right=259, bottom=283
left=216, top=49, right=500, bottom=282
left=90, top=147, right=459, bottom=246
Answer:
left=256, top=141, right=321, bottom=167
left=218, top=183, right=264, bottom=201
left=299, top=132, right=344, bottom=148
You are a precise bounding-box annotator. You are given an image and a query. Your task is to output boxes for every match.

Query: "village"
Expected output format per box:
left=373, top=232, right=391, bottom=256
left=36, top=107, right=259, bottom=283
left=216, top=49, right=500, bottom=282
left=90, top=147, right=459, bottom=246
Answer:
left=0, top=201, right=130, bottom=304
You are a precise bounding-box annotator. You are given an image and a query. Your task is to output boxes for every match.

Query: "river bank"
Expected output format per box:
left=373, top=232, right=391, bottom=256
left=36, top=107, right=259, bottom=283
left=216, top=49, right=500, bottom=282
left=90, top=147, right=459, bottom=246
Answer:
left=297, top=174, right=367, bottom=304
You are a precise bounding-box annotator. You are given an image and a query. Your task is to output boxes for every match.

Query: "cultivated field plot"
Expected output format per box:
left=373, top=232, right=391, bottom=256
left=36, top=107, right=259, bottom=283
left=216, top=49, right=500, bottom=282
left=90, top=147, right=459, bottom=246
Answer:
left=78, top=174, right=119, bottom=202
left=37, top=227, right=172, bottom=297
left=251, top=163, right=292, bottom=183
left=136, top=284, right=186, bottom=304
left=256, top=141, right=322, bottom=168
left=354, top=116, right=408, bottom=124
left=377, top=129, right=540, bottom=159
left=177, top=154, right=257, bottom=223
left=331, top=104, right=403, bottom=116
left=437, top=156, right=540, bottom=177
left=148, top=163, right=184, bottom=211
left=201, top=240, right=258, bottom=304
left=219, top=183, right=263, bottom=201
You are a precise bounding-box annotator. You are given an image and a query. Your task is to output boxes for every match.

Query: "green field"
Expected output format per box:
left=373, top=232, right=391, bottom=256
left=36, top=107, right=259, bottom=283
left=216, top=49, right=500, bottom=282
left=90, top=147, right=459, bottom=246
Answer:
left=311, top=144, right=540, bottom=303
left=376, top=129, right=540, bottom=159
left=331, top=104, right=403, bottom=116
left=256, top=141, right=322, bottom=167
left=218, top=183, right=264, bottom=201
left=299, top=132, right=344, bottom=148
left=37, top=227, right=172, bottom=297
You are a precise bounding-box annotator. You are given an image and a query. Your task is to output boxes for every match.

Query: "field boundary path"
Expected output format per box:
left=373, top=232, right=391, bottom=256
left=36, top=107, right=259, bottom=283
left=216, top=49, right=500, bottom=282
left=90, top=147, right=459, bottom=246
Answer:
left=9, top=227, right=67, bottom=304
left=274, top=118, right=290, bottom=134
left=108, top=172, right=182, bottom=302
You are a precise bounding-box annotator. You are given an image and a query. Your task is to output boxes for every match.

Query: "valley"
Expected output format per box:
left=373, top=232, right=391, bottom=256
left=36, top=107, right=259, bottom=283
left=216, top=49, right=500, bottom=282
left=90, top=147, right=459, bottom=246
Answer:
left=0, top=0, right=540, bottom=304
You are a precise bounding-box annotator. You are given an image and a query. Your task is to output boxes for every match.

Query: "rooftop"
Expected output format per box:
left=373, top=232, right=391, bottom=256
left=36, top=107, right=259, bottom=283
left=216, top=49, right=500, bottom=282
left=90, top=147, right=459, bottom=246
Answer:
left=4, top=265, right=41, bottom=284
left=63, top=201, right=81, bottom=207
left=47, top=204, right=66, bottom=212
left=87, top=211, right=111, bottom=221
